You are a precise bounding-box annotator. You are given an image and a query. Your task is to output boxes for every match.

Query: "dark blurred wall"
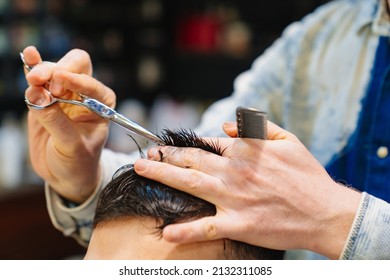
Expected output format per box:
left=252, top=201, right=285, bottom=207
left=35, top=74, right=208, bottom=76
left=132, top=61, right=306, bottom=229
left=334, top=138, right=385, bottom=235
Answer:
left=0, top=0, right=329, bottom=114
left=0, top=0, right=329, bottom=259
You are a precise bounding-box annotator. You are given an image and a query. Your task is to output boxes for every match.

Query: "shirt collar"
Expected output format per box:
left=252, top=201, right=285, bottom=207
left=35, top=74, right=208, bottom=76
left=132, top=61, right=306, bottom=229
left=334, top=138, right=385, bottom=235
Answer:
left=372, top=0, right=390, bottom=35
left=357, top=0, right=390, bottom=36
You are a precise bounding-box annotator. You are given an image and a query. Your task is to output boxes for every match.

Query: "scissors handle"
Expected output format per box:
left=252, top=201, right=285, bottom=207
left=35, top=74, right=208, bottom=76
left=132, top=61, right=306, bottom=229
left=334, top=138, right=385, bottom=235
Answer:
left=21, top=52, right=164, bottom=146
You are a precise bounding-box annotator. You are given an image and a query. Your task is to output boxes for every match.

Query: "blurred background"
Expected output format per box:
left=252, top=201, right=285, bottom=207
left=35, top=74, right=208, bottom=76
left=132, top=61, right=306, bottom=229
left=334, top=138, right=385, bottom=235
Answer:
left=0, top=0, right=328, bottom=259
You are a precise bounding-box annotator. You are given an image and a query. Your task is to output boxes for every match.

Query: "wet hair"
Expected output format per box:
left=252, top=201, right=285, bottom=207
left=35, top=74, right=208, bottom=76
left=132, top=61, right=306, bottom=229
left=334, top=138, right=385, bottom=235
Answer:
left=93, top=128, right=284, bottom=260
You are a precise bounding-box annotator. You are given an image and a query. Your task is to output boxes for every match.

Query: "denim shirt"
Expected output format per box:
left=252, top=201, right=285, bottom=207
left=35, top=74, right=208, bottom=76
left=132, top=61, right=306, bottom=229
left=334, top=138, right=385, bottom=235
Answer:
left=326, top=35, right=390, bottom=201
left=341, top=192, right=390, bottom=259
left=45, top=0, right=390, bottom=259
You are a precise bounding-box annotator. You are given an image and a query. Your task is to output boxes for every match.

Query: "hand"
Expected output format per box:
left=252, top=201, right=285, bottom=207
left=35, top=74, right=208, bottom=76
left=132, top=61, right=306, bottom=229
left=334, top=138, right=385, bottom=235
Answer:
left=23, top=46, right=115, bottom=203
left=134, top=121, right=362, bottom=259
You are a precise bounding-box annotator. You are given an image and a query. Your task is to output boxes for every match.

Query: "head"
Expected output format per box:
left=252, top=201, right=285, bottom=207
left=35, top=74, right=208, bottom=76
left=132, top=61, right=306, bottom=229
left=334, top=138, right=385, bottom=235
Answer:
left=85, top=129, right=284, bottom=260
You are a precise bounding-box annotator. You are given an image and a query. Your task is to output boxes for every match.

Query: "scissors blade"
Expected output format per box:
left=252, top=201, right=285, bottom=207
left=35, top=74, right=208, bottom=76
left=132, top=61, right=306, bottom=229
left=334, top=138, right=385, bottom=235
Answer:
left=81, top=96, right=165, bottom=146
left=112, top=113, right=165, bottom=146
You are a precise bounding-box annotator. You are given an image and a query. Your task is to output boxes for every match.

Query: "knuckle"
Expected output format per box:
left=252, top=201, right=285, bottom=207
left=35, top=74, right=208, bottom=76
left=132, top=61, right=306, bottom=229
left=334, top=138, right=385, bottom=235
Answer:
left=69, top=48, right=91, bottom=62
left=52, top=69, right=67, bottom=80
left=66, top=49, right=93, bottom=75
left=184, top=148, right=208, bottom=169
left=159, top=147, right=177, bottom=163
left=160, top=147, right=207, bottom=170
left=107, top=89, right=116, bottom=107
left=183, top=148, right=197, bottom=167
left=184, top=170, right=202, bottom=190
left=94, top=81, right=116, bottom=108
left=233, top=161, right=258, bottom=182
left=204, top=221, right=218, bottom=240
left=91, top=77, right=101, bottom=93
left=37, top=109, right=57, bottom=124
left=41, top=61, right=56, bottom=71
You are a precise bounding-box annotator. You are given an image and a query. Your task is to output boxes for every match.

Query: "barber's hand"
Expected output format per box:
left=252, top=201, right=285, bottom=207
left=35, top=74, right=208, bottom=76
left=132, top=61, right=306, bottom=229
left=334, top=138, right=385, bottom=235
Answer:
left=23, top=46, right=115, bottom=203
left=134, top=121, right=361, bottom=259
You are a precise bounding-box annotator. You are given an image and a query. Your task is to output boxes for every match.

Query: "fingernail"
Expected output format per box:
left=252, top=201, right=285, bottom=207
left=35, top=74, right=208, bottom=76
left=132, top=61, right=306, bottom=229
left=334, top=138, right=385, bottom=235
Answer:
left=49, top=83, right=63, bottom=94
left=147, top=147, right=159, bottom=159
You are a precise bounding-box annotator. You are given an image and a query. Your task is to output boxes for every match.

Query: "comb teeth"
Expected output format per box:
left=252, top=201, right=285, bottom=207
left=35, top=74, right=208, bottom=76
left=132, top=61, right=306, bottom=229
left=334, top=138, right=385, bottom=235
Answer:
left=236, top=107, right=267, bottom=139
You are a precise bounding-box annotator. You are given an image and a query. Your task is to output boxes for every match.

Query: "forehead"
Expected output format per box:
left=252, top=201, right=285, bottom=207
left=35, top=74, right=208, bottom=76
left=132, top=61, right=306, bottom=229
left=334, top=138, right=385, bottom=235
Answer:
left=85, top=218, right=225, bottom=260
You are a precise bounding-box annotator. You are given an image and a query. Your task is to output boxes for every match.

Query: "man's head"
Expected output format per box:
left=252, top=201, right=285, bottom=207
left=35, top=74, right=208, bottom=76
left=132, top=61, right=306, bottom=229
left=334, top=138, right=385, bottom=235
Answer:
left=85, top=129, right=284, bottom=260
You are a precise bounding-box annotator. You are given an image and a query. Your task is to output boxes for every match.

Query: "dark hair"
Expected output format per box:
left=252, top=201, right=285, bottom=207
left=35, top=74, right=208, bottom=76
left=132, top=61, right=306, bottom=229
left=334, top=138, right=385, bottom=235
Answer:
left=93, top=128, right=284, bottom=260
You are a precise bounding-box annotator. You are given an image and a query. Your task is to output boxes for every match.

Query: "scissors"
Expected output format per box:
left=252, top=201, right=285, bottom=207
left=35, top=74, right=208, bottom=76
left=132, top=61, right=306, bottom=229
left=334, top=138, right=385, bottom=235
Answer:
left=20, top=52, right=165, bottom=146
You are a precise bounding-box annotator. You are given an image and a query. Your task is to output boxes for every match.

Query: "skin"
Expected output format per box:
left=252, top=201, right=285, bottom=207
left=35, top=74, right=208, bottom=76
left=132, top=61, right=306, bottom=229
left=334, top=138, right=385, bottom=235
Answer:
left=23, top=46, right=114, bottom=202
left=23, top=42, right=362, bottom=259
left=134, top=122, right=362, bottom=260
left=84, top=218, right=224, bottom=260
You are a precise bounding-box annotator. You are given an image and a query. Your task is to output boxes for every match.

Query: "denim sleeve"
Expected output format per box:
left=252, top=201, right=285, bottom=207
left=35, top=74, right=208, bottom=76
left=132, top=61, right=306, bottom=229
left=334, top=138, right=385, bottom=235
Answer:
left=341, top=192, right=390, bottom=259
left=45, top=148, right=139, bottom=246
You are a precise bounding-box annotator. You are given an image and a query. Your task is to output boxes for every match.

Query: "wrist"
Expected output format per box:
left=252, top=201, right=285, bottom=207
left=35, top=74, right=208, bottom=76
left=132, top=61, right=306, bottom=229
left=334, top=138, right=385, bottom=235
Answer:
left=50, top=164, right=102, bottom=204
left=308, top=182, right=361, bottom=259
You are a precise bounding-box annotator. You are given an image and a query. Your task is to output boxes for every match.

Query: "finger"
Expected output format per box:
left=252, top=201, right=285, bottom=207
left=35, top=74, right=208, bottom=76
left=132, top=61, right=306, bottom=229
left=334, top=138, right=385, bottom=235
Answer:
left=147, top=145, right=229, bottom=173
left=25, top=86, right=52, bottom=107
left=23, top=46, right=42, bottom=66
left=222, top=121, right=238, bottom=137
left=26, top=86, right=80, bottom=149
left=23, top=46, right=44, bottom=85
left=163, top=216, right=224, bottom=243
left=56, top=48, right=92, bottom=75
left=134, top=158, right=224, bottom=203
left=26, top=61, right=56, bottom=86
left=24, top=48, right=92, bottom=87
left=23, top=46, right=56, bottom=84
left=50, top=71, right=116, bottom=107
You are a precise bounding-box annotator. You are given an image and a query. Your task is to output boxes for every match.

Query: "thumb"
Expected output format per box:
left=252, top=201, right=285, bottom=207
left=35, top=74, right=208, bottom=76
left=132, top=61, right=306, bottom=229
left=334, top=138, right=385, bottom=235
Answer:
left=267, top=120, right=299, bottom=142
left=162, top=216, right=224, bottom=244
left=222, top=122, right=238, bottom=137
left=26, top=86, right=79, bottom=149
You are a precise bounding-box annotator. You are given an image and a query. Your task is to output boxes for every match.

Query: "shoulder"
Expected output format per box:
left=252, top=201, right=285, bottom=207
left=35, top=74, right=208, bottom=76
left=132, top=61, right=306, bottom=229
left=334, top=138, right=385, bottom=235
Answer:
left=287, top=0, right=374, bottom=33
